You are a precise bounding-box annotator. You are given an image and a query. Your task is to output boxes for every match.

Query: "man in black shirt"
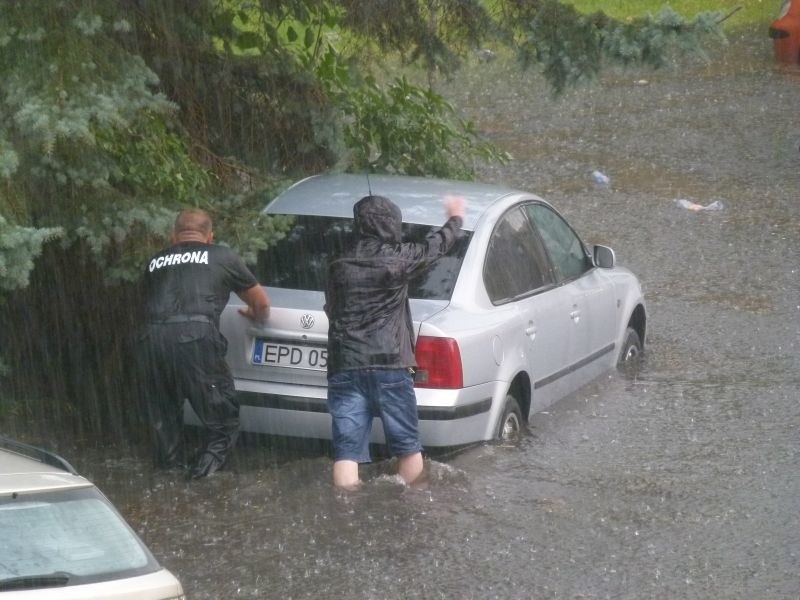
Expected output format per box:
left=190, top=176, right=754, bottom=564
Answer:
left=140, top=209, right=269, bottom=478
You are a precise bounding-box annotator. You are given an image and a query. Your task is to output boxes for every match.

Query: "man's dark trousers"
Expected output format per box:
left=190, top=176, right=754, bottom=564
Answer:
left=140, top=320, right=239, bottom=476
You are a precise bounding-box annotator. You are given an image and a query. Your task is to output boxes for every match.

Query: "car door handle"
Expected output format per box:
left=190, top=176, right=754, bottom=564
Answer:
left=569, top=310, right=580, bottom=323
left=525, top=324, right=537, bottom=340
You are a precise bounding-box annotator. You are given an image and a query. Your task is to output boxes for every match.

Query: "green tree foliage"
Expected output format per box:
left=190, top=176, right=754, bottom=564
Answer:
left=0, top=217, right=61, bottom=293
left=332, top=73, right=509, bottom=178
left=339, top=0, right=492, bottom=81
left=0, top=1, right=208, bottom=284
left=499, top=0, right=723, bottom=93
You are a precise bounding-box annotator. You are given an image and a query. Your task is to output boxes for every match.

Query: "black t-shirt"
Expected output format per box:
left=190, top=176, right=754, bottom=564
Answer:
left=143, top=242, right=257, bottom=326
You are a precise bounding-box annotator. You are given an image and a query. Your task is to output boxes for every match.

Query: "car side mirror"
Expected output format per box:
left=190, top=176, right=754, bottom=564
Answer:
left=593, top=244, right=615, bottom=269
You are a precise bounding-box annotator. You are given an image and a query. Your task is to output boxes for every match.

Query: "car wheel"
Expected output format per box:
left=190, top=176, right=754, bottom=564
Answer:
left=497, top=394, right=524, bottom=442
left=618, top=327, right=643, bottom=372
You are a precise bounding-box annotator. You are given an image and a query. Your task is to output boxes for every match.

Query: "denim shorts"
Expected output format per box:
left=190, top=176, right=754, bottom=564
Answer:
left=327, top=368, right=423, bottom=463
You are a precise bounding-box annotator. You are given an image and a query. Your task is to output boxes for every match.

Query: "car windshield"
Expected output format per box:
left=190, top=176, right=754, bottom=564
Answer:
left=0, top=486, right=158, bottom=587
left=255, top=215, right=471, bottom=300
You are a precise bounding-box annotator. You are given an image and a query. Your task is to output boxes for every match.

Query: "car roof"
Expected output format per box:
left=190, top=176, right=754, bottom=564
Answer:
left=264, top=173, right=530, bottom=231
left=0, top=446, right=92, bottom=495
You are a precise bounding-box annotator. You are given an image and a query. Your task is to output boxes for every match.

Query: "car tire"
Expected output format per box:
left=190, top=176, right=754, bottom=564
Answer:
left=497, top=394, right=524, bottom=442
left=618, top=327, right=643, bottom=372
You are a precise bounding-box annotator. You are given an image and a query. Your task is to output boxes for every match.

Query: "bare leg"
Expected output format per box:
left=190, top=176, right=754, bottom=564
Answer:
left=397, top=451, right=424, bottom=487
left=333, top=459, right=361, bottom=490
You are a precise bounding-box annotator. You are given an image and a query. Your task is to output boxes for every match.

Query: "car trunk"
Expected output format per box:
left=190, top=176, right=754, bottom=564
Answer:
left=221, top=288, right=450, bottom=388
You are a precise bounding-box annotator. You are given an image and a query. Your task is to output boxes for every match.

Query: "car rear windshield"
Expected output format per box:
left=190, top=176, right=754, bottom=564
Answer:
left=255, top=215, right=470, bottom=300
left=0, top=486, right=159, bottom=587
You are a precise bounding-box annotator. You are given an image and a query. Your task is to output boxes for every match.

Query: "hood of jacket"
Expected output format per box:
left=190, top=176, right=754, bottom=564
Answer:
left=353, top=195, right=402, bottom=244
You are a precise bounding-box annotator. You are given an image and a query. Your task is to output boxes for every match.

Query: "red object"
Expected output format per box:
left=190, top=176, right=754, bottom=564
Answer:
left=414, top=337, right=463, bottom=389
left=770, top=0, right=800, bottom=64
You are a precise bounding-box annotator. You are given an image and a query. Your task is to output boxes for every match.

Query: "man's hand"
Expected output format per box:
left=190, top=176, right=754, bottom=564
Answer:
left=238, top=305, right=267, bottom=323
left=237, top=285, right=270, bottom=324
left=444, top=194, right=466, bottom=220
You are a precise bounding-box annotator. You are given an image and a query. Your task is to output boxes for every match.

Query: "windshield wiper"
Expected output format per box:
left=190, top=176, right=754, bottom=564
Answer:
left=0, top=571, right=72, bottom=590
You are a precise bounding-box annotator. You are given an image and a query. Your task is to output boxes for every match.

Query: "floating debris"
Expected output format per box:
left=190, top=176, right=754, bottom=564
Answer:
left=674, top=198, right=725, bottom=212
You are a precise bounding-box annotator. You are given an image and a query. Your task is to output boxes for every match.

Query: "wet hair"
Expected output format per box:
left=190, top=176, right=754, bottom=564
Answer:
left=174, top=209, right=212, bottom=236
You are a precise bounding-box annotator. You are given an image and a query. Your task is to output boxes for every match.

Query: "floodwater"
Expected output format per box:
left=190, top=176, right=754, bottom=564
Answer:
left=69, top=30, right=799, bottom=599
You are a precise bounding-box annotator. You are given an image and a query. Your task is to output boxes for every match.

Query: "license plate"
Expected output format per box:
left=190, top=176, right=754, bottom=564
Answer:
left=252, top=340, right=328, bottom=371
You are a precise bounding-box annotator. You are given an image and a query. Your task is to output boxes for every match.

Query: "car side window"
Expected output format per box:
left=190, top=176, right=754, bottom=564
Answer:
left=483, top=207, right=552, bottom=303
left=526, top=203, right=590, bottom=283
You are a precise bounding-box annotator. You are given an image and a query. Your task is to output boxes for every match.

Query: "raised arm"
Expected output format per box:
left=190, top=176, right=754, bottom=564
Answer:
left=403, top=194, right=467, bottom=274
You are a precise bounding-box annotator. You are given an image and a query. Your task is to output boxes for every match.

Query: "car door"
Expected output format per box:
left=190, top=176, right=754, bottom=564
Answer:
left=482, top=206, right=571, bottom=413
left=525, top=203, right=617, bottom=388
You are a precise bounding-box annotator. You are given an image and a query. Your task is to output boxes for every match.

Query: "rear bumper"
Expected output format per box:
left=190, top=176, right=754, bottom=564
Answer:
left=187, top=378, right=499, bottom=447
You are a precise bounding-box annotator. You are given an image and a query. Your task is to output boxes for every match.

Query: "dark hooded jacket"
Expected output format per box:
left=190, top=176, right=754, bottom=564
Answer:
left=324, top=195, right=463, bottom=374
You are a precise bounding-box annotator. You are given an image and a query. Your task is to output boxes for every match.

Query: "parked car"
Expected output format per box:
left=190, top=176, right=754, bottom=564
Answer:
left=208, top=173, right=646, bottom=447
left=0, top=437, right=184, bottom=599
left=769, top=0, right=800, bottom=64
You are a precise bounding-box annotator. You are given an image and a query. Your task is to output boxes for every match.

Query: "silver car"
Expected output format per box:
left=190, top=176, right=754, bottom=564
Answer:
left=0, top=437, right=184, bottom=599
left=213, top=173, right=646, bottom=446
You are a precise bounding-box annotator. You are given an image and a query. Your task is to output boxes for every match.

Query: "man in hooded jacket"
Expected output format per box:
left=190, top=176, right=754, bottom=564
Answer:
left=324, top=194, right=466, bottom=489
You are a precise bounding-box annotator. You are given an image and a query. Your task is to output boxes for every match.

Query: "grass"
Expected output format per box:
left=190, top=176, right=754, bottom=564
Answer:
left=568, top=0, right=777, bottom=28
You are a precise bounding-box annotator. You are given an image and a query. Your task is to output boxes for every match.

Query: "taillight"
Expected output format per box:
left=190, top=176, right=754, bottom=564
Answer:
left=414, top=336, right=463, bottom=389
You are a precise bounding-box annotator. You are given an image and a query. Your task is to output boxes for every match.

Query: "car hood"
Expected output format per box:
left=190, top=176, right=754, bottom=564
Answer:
left=0, top=453, right=92, bottom=495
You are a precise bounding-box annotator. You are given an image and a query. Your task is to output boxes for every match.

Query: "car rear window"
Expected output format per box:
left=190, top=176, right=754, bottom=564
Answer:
left=255, top=215, right=470, bottom=300
left=0, top=486, right=159, bottom=588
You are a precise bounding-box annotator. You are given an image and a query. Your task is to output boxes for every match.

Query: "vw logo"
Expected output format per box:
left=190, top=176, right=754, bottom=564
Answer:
left=300, top=314, right=315, bottom=329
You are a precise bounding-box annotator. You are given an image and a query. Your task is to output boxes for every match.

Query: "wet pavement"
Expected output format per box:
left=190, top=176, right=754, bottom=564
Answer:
left=43, top=28, right=800, bottom=599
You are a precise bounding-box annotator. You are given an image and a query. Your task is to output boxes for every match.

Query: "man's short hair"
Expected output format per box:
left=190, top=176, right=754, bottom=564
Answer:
left=174, top=209, right=212, bottom=236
